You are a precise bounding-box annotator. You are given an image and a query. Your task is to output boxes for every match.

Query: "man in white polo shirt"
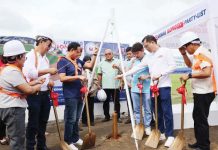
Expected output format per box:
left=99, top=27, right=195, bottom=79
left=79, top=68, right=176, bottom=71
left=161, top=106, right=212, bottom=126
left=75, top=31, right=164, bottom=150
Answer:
left=179, top=32, right=216, bottom=150
left=23, top=35, right=57, bottom=150
left=118, top=35, right=176, bottom=147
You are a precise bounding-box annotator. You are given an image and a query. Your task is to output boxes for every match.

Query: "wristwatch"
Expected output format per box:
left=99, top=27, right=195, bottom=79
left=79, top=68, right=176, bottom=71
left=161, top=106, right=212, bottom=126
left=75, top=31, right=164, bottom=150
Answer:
left=188, top=73, right=192, bottom=79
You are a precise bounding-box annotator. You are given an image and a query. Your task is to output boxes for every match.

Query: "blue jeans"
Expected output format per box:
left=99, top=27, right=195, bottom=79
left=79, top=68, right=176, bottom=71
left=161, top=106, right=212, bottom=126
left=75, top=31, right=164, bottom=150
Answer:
left=131, top=92, right=152, bottom=128
left=64, top=98, right=83, bottom=144
left=151, top=87, right=174, bottom=137
left=26, top=92, right=51, bottom=150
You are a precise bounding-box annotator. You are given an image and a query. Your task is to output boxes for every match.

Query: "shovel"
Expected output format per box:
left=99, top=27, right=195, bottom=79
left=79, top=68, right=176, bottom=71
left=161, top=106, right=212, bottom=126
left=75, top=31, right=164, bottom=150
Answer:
left=168, top=83, right=186, bottom=150
left=81, top=93, right=96, bottom=149
left=131, top=79, right=144, bottom=140
left=112, top=88, right=119, bottom=139
left=50, top=91, right=71, bottom=150
left=145, top=83, right=161, bottom=148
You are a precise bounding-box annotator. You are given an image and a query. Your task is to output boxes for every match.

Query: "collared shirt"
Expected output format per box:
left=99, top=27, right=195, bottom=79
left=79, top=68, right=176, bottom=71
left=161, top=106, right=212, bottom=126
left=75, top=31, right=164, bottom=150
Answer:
left=97, top=58, right=120, bottom=89
left=124, top=58, right=133, bottom=85
left=131, top=55, right=150, bottom=93
left=0, top=66, right=27, bottom=108
left=191, top=46, right=214, bottom=94
left=23, top=49, right=50, bottom=91
left=57, top=58, right=84, bottom=98
left=125, top=47, right=176, bottom=88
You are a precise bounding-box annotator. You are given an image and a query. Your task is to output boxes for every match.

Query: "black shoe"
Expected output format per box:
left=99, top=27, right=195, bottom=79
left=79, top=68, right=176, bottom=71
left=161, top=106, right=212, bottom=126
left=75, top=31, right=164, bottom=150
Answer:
left=188, top=143, right=199, bottom=149
left=102, top=118, right=110, bottom=122
left=37, top=146, right=49, bottom=150
left=79, top=126, right=83, bottom=131
left=117, top=118, right=122, bottom=123
left=194, top=148, right=202, bottom=150
left=82, top=123, right=88, bottom=127
left=124, top=118, right=131, bottom=124
left=91, top=122, right=95, bottom=126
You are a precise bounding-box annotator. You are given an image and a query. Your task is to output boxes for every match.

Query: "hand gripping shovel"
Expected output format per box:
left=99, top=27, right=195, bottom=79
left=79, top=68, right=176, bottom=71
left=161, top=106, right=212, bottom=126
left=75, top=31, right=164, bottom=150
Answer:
left=145, top=81, right=161, bottom=148
left=131, top=79, right=144, bottom=140
left=50, top=90, right=71, bottom=150
left=168, top=83, right=186, bottom=150
left=81, top=89, right=96, bottom=149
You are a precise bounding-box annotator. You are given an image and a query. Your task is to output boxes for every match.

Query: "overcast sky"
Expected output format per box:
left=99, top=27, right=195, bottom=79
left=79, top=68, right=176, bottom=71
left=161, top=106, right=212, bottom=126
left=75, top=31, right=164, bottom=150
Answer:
left=0, top=0, right=202, bottom=43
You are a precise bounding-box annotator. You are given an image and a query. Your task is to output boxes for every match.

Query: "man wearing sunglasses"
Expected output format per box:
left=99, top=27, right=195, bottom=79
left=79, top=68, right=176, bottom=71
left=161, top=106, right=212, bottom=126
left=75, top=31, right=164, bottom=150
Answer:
left=97, top=49, right=122, bottom=123
left=179, top=32, right=216, bottom=150
left=23, top=35, right=57, bottom=150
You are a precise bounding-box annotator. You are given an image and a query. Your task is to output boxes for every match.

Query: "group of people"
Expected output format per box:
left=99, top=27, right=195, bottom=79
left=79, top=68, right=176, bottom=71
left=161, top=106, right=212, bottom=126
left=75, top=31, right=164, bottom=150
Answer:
left=0, top=31, right=216, bottom=150
left=0, top=35, right=98, bottom=150
left=116, top=32, right=216, bottom=150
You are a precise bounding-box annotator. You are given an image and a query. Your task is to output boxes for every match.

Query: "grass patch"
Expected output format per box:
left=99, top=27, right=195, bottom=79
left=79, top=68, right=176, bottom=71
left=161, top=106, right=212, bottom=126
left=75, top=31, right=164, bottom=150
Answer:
left=171, top=74, right=193, bottom=104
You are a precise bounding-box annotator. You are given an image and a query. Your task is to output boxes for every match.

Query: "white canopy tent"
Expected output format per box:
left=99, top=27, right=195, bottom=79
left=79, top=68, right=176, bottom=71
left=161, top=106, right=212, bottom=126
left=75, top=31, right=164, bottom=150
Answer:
left=152, top=0, right=218, bottom=129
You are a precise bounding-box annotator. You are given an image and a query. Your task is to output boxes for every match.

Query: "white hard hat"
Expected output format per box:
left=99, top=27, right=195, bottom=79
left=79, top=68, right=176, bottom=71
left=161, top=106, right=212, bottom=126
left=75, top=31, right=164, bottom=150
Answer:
left=3, top=40, right=27, bottom=57
left=97, top=89, right=107, bottom=102
left=179, top=31, right=199, bottom=48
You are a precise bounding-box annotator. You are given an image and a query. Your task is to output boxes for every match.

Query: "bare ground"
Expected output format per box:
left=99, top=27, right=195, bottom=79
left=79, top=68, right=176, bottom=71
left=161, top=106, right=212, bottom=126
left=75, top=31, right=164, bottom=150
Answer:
left=1, top=118, right=218, bottom=150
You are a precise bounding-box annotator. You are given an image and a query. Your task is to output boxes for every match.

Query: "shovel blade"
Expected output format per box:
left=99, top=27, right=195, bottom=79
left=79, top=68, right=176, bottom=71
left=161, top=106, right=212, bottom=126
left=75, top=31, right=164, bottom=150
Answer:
left=131, top=124, right=145, bottom=140
left=168, top=132, right=185, bottom=150
left=145, top=129, right=161, bottom=148
left=81, top=132, right=96, bottom=150
left=60, top=141, right=71, bottom=150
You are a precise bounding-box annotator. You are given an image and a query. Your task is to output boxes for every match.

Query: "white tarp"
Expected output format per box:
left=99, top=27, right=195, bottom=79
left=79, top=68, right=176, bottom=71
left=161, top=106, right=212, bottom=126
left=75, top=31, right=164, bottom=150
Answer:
left=152, top=0, right=218, bottom=129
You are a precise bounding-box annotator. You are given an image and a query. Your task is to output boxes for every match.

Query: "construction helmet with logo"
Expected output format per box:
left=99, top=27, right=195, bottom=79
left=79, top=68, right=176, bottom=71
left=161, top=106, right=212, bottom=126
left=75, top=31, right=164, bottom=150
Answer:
left=3, top=40, right=27, bottom=57
left=97, top=89, right=107, bottom=102
left=179, top=31, right=200, bottom=48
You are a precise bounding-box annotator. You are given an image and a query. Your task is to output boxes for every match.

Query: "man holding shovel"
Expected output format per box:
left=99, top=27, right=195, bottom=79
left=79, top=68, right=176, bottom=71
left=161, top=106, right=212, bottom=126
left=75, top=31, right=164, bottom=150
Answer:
left=179, top=32, right=216, bottom=150
left=23, top=35, right=57, bottom=150
left=57, top=42, right=98, bottom=150
left=129, top=43, right=152, bottom=136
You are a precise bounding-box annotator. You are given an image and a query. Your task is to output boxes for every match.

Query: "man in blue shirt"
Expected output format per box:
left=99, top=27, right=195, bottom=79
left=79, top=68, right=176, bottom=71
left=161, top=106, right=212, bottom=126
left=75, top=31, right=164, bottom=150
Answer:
left=57, top=42, right=95, bottom=150
left=129, top=43, right=152, bottom=135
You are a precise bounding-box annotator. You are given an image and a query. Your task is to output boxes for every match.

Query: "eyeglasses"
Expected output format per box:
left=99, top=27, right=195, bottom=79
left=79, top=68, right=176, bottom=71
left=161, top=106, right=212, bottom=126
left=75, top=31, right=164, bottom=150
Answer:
left=105, top=53, right=112, bottom=56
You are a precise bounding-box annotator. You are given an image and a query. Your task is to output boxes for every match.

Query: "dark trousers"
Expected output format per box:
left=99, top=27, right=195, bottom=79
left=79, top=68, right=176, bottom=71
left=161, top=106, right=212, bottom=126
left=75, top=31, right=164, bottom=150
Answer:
left=151, top=87, right=174, bottom=137
left=82, top=95, right=94, bottom=124
left=0, top=119, right=6, bottom=139
left=193, top=92, right=215, bottom=150
left=127, top=88, right=133, bottom=117
left=0, top=107, right=25, bottom=150
left=26, top=91, right=51, bottom=150
left=103, top=89, right=120, bottom=119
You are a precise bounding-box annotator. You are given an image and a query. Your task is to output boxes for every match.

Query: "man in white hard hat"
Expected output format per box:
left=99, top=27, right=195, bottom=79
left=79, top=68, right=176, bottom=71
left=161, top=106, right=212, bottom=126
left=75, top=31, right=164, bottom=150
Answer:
left=179, top=31, right=216, bottom=150
left=0, top=40, right=43, bottom=150
left=23, top=35, right=57, bottom=150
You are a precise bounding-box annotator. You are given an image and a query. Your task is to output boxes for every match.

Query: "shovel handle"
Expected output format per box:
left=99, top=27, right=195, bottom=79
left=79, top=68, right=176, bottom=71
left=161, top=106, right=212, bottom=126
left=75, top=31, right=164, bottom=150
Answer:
left=181, top=99, right=184, bottom=132
left=85, top=93, right=92, bottom=133
left=139, top=90, right=143, bottom=124
left=50, top=88, right=63, bottom=141
left=154, top=93, right=158, bottom=130
left=53, top=104, right=62, bottom=141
